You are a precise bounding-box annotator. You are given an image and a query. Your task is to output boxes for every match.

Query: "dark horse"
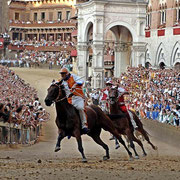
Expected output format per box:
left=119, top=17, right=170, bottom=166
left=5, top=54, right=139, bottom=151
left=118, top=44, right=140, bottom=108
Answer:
left=45, top=82, right=134, bottom=162
left=108, top=87, right=157, bottom=156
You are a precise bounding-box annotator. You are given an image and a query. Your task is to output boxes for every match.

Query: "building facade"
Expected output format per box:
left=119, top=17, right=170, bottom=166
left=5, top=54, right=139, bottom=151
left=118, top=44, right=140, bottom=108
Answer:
left=145, top=0, right=180, bottom=69
left=9, top=0, right=78, bottom=42
left=0, top=0, right=9, bottom=34
left=77, top=0, right=147, bottom=88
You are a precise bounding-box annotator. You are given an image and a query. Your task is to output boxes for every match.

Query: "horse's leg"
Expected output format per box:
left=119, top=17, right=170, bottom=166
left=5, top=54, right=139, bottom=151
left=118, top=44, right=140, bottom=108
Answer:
left=123, top=135, right=130, bottom=149
left=90, top=129, right=110, bottom=160
left=137, top=128, right=157, bottom=150
left=131, top=134, right=147, bottom=157
left=74, top=130, right=87, bottom=163
left=115, top=137, right=120, bottom=149
left=125, top=129, right=139, bottom=159
left=103, top=125, right=133, bottom=160
left=55, top=132, right=65, bottom=152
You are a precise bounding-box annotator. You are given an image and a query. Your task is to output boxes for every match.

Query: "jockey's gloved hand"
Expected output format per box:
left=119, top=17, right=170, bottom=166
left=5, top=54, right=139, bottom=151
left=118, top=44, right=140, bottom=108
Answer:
left=71, top=83, right=77, bottom=91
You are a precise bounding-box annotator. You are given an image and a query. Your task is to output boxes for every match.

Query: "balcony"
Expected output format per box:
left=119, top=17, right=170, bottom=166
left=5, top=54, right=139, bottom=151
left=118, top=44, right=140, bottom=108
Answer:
left=9, top=20, right=76, bottom=29
left=8, top=44, right=74, bottom=52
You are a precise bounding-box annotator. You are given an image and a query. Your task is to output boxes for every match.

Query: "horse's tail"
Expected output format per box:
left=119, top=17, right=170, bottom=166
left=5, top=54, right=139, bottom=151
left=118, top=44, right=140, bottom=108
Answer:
left=129, top=110, right=151, bottom=137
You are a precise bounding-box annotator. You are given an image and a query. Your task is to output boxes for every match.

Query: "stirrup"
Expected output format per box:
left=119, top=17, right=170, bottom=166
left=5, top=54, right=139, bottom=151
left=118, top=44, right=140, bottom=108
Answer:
left=82, top=127, right=90, bottom=134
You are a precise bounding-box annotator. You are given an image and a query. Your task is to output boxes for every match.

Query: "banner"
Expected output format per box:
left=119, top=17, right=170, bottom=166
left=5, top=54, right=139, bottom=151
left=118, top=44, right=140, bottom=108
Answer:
left=0, top=38, right=4, bottom=49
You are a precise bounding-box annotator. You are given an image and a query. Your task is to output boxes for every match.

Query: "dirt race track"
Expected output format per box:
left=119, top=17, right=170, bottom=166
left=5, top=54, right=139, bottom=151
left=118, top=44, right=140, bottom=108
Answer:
left=0, top=68, right=180, bottom=180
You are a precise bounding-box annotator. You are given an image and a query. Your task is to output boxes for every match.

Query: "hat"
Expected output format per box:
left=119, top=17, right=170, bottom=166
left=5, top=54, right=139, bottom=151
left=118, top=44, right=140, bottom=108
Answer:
left=59, top=67, right=69, bottom=74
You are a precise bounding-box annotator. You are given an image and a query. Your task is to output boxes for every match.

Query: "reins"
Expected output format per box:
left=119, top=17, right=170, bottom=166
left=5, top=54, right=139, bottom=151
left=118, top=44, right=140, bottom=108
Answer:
left=53, top=83, right=67, bottom=103
left=52, top=83, right=88, bottom=104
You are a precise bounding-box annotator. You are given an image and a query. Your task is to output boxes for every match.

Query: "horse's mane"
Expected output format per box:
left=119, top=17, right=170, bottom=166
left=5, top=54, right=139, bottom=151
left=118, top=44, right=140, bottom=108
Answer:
left=56, top=84, right=78, bottom=130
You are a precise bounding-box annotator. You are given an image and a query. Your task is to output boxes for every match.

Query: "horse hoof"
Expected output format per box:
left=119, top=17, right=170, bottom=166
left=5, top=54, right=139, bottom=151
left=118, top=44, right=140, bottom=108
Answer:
left=142, top=153, right=147, bottom=157
left=115, top=144, right=120, bottom=150
left=82, top=158, right=88, bottom=163
left=54, top=146, right=61, bottom=152
left=129, top=157, right=134, bottom=161
left=135, top=156, right=139, bottom=159
left=154, top=146, right=158, bottom=150
left=103, top=156, right=110, bottom=161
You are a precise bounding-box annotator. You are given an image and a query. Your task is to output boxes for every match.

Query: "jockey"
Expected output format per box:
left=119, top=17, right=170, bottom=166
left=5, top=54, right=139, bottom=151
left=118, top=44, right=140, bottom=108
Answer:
left=117, top=86, right=129, bottom=113
left=59, top=68, right=90, bottom=134
left=117, top=86, right=138, bottom=129
left=99, top=80, right=113, bottom=113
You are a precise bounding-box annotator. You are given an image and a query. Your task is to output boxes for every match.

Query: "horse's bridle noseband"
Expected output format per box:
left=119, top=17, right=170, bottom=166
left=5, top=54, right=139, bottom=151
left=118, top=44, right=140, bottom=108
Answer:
left=52, top=83, right=67, bottom=103
left=109, top=88, right=119, bottom=104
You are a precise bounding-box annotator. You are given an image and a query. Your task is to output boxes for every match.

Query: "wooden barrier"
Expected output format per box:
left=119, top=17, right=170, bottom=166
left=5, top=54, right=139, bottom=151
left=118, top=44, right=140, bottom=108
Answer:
left=0, top=121, right=21, bottom=129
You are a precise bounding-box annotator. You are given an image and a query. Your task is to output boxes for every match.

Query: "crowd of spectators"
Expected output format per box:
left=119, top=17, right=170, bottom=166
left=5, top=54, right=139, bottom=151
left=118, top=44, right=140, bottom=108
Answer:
left=115, top=66, right=180, bottom=126
left=10, top=38, right=75, bottom=48
left=86, top=66, right=180, bottom=127
left=17, top=50, right=73, bottom=70
left=0, top=65, right=50, bottom=132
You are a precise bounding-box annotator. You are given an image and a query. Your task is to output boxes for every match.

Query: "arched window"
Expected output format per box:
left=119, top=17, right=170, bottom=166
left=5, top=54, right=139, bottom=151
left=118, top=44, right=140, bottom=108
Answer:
left=159, top=1, right=167, bottom=25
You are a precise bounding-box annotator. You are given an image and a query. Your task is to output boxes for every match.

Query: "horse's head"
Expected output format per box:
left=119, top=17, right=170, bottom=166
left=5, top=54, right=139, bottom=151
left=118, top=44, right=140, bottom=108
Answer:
left=45, top=81, right=65, bottom=106
left=109, top=86, right=118, bottom=104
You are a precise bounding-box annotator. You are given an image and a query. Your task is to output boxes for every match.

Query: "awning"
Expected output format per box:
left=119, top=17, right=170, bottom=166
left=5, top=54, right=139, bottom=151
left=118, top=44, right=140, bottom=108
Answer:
left=71, top=49, right=77, bottom=57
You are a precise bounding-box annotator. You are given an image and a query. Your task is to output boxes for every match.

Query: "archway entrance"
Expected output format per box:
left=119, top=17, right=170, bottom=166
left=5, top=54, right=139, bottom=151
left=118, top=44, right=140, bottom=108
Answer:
left=86, top=22, right=93, bottom=80
left=159, top=62, right=166, bottom=69
left=104, top=25, right=132, bottom=78
left=145, top=62, right=151, bottom=69
left=174, top=62, right=180, bottom=70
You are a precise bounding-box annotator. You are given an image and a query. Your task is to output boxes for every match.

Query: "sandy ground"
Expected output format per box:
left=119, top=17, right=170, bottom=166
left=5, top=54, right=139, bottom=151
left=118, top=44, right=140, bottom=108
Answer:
left=0, top=67, right=180, bottom=180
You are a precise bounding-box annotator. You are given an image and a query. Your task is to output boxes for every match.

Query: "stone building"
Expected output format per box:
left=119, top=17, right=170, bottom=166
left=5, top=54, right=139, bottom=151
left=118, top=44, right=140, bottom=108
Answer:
left=8, top=0, right=87, bottom=41
left=77, top=0, right=147, bottom=88
left=0, top=0, right=9, bottom=34
left=145, top=0, right=180, bottom=69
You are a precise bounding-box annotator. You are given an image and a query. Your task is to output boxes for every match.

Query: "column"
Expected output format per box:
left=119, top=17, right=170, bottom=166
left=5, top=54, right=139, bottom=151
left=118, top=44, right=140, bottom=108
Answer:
left=91, top=43, right=104, bottom=88
left=77, top=43, right=88, bottom=79
left=114, top=43, right=130, bottom=77
left=131, top=43, right=146, bottom=67
left=91, top=15, right=104, bottom=89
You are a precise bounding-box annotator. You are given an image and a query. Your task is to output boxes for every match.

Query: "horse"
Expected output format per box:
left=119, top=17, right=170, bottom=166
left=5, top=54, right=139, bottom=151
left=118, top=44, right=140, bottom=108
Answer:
left=108, top=87, right=157, bottom=154
left=44, top=82, right=134, bottom=162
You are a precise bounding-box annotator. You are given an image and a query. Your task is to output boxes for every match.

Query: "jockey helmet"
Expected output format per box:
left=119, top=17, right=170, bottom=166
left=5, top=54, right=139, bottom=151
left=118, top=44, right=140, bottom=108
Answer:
left=59, top=67, right=69, bottom=74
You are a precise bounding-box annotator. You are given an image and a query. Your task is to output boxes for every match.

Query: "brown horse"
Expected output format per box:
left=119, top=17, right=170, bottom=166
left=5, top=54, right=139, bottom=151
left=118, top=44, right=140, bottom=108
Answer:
left=108, top=87, right=157, bottom=155
left=44, top=82, right=134, bottom=162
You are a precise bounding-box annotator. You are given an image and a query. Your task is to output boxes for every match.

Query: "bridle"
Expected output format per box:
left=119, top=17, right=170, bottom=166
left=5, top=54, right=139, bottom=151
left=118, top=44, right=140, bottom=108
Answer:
left=49, top=82, right=86, bottom=103
left=51, top=83, right=67, bottom=103
left=109, top=88, right=119, bottom=104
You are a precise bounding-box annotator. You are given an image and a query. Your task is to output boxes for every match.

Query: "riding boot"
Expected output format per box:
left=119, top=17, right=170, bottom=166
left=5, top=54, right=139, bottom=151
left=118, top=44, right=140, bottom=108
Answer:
left=127, top=110, right=138, bottom=129
left=78, top=110, right=90, bottom=133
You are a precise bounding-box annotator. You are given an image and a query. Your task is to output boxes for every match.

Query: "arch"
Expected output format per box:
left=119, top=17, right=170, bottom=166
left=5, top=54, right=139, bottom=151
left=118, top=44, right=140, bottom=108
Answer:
left=105, top=21, right=138, bottom=42
left=171, top=41, right=180, bottom=66
left=145, top=62, right=151, bottom=69
left=155, top=43, right=166, bottom=66
left=145, top=45, right=152, bottom=64
left=159, top=62, right=166, bottom=69
left=83, top=19, right=94, bottom=42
